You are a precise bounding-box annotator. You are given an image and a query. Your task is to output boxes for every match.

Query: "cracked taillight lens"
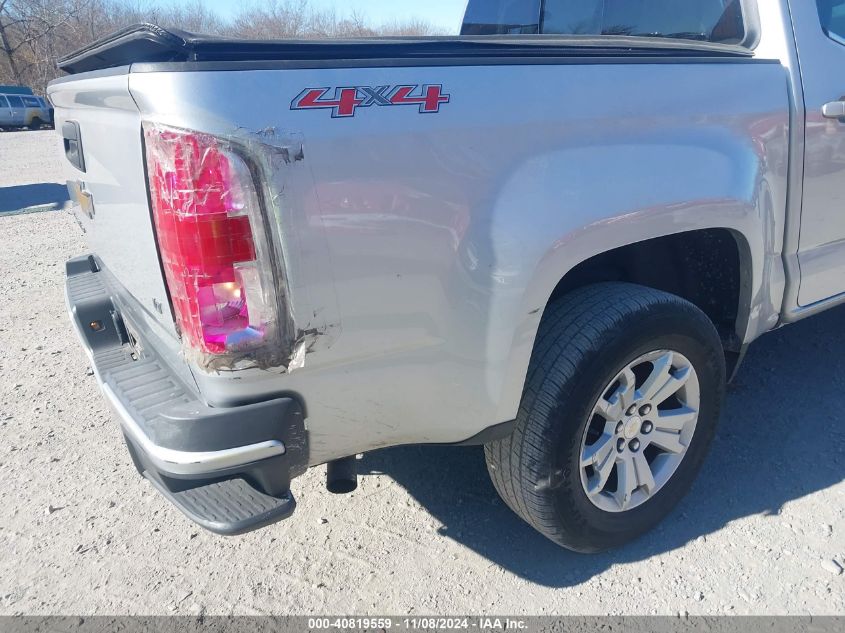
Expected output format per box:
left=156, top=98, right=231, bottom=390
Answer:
left=143, top=123, right=279, bottom=359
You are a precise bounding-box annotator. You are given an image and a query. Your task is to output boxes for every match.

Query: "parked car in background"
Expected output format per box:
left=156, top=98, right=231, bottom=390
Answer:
left=22, top=94, right=54, bottom=129
left=0, top=86, right=53, bottom=130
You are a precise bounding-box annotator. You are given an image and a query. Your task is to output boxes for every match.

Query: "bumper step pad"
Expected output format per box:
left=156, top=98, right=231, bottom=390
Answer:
left=145, top=473, right=295, bottom=535
left=67, top=255, right=305, bottom=536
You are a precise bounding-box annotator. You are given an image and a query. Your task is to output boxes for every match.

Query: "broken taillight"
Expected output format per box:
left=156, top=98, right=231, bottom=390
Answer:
left=143, top=123, right=281, bottom=360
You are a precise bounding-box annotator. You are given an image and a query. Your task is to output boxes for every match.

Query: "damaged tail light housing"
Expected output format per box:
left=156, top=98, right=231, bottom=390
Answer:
left=143, top=123, right=282, bottom=361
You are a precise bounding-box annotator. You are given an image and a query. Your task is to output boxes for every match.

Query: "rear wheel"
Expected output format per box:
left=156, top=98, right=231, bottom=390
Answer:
left=485, top=282, right=725, bottom=552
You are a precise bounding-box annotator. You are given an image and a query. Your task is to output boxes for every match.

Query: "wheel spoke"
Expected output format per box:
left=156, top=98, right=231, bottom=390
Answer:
left=633, top=453, right=656, bottom=495
left=648, top=429, right=686, bottom=454
left=596, top=368, right=636, bottom=421
left=618, top=368, right=637, bottom=409
left=595, top=396, right=622, bottom=422
left=614, top=456, right=638, bottom=510
left=639, top=357, right=691, bottom=406
left=654, top=406, right=697, bottom=432
left=581, top=433, right=615, bottom=468
left=650, top=366, right=691, bottom=406
left=587, top=448, right=616, bottom=495
left=637, top=351, right=673, bottom=401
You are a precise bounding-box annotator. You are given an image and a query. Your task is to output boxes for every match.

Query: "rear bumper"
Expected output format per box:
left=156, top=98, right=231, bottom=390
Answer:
left=104, top=381, right=287, bottom=476
left=65, top=254, right=308, bottom=534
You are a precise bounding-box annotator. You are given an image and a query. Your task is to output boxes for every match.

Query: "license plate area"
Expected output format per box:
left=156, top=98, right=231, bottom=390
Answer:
left=67, top=179, right=95, bottom=220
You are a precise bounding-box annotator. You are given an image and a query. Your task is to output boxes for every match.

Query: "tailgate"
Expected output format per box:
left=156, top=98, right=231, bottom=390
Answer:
left=48, top=69, right=175, bottom=335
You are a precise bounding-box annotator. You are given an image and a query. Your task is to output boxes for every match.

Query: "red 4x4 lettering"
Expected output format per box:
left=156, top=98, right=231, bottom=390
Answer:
left=292, top=88, right=364, bottom=118
left=292, top=84, right=450, bottom=118
left=388, top=85, right=451, bottom=113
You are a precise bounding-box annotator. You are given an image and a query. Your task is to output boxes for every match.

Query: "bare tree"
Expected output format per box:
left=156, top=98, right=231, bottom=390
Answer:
left=1, top=0, right=90, bottom=88
left=228, top=0, right=311, bottom=39
left=0, top=0, right=443, bottom=94
left=0, top=0, right=26, bottom=84
left=379, top=17, right=443, bottom=37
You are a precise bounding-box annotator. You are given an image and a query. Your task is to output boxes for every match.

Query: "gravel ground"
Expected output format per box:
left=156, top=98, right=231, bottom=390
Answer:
left=1, top=131, right=844, bottom=616
left=0, top=129, right=69, bottom=214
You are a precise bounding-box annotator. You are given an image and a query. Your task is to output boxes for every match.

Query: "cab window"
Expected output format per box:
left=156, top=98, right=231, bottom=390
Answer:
left=0, top=95, right=8, bottom=108
left=818, top=0, right=845, bottom=42
left=541, top=0, right=746, bottom=44
left=461, top=0, right=540, bottom=34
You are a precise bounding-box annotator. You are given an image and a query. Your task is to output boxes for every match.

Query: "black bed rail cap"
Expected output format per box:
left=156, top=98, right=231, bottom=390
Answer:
left=58, top=23, right=195, bottom=74
left=57, top=23, right=753, bottom=75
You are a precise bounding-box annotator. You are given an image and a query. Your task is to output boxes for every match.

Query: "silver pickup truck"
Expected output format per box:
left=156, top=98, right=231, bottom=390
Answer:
left=49, top=0, right=845, bottom=552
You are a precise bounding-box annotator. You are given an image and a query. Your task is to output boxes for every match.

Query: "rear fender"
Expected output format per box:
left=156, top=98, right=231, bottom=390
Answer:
left=492, top=133, right=786, bottom=421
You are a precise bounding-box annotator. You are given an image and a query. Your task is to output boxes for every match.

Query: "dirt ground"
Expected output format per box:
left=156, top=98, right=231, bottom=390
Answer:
left=0, top=128, right=70, bottom=214
left=0, top=131, right=843, bottom=616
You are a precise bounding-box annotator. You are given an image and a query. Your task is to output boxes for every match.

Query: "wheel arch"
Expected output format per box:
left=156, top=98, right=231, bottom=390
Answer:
left=495, top=225, right=764, bottom=423
left=545, top=228, right=753, bottom=349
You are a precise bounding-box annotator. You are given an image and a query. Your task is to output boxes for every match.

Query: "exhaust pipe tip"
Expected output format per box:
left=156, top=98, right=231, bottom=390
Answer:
left=326, top=456, right=358, bottom=494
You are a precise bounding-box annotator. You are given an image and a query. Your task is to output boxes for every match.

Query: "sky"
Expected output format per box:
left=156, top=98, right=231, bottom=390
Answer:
left=182, top=0, right=468, bottom=32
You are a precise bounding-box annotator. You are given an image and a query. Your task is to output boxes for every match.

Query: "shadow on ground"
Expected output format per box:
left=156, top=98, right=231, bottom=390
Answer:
left=0, top=183, right=69, bottom=214
left=362, top=304, right=845, bottom=586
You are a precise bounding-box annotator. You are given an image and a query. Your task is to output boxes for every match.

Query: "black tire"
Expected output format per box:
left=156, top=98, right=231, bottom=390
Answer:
left=485, top=282, right=726, bottom=552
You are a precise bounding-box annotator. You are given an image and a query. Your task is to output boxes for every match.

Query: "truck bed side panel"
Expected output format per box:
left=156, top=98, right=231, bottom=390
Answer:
left=122, top=60, right=789, bottom=463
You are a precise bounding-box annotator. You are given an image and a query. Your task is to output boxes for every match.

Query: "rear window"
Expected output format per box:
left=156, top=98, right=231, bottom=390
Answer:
left=818, top=0, right=845, bottom=43
left=461, top=1, right=540, bottom=35
left=462, top=0, right=748, bottom=45
left=7, top=96, right=23, bottom=107
left=22, top=96, right=40, bottom=107
left=543, top=0, right=745, bottom=43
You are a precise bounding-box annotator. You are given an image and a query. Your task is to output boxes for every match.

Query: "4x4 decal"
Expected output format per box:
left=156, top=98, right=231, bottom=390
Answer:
left=291, top=84, right=450, bottom=118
